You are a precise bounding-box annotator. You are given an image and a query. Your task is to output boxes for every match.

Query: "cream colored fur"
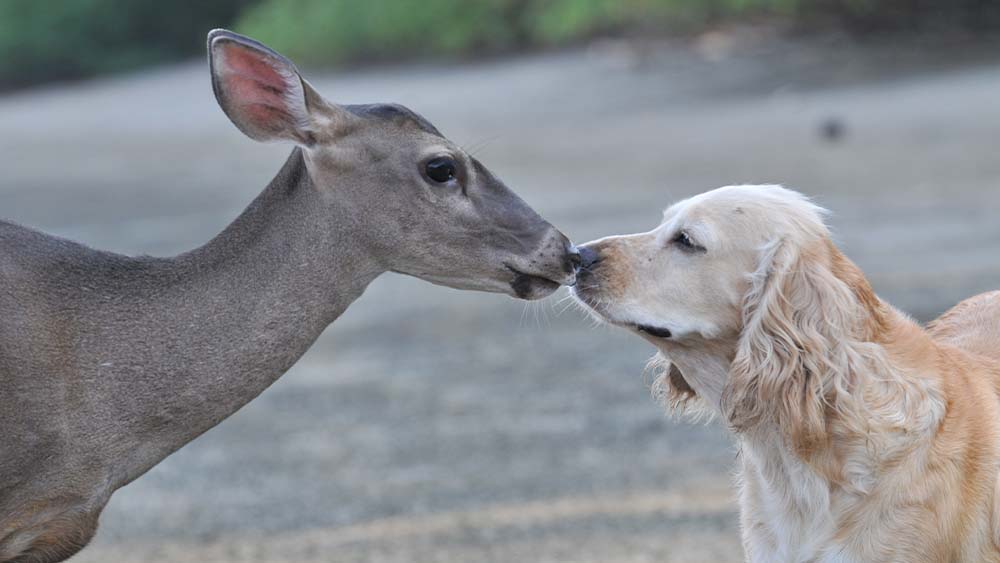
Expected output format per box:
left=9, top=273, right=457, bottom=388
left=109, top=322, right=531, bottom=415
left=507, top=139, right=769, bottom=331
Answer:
left=572, top=185, right=1000, bottom=562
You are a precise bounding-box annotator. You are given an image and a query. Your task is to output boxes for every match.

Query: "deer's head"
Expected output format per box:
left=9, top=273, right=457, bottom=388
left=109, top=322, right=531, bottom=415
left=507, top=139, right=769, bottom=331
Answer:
left=208, top=30, right=578, bottom=300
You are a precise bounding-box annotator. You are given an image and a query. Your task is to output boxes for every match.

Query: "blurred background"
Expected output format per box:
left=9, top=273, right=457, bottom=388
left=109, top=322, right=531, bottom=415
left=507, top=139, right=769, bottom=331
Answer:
left=3, top=1, right=1000, bottom=561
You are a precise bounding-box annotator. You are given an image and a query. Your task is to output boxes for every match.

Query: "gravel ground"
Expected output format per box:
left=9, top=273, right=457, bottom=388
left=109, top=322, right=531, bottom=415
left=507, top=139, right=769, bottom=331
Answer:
left=2, top=32, right=1000, bottom=562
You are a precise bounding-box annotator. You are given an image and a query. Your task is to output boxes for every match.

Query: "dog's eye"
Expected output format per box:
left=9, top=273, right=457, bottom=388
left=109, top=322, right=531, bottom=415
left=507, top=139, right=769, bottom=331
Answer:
left=672, top=231, right=703, bottom=253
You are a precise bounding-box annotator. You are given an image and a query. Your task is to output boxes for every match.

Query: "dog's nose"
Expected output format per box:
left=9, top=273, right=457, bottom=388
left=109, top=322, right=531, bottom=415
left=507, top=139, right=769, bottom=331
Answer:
left=578, top=246, right=600, bottom=270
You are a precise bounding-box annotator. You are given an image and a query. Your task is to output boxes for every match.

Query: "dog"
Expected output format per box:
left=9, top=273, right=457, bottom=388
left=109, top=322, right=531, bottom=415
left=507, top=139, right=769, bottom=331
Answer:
left=572, top=184, right=1000, bottom=562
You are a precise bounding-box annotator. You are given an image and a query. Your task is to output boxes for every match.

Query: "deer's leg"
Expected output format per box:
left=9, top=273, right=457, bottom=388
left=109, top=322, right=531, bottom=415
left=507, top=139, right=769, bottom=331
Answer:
left=1, top=505, right=102, bottom=563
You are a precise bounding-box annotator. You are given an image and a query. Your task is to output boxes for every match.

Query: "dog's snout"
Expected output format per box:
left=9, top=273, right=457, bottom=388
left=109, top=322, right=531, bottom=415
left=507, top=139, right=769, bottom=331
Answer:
left=578, top=246, right=601, bottom=270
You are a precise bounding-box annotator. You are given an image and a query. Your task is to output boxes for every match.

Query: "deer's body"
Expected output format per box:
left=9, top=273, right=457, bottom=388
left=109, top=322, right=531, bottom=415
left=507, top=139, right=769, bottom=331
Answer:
left=0, top=152, right=375, bottom=560
left=0, top=31, right=576, bottom=562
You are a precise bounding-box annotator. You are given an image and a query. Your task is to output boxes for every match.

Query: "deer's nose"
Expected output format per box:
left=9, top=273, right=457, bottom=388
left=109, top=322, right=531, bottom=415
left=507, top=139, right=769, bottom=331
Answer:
left=567, top=243, right=582, bottom=272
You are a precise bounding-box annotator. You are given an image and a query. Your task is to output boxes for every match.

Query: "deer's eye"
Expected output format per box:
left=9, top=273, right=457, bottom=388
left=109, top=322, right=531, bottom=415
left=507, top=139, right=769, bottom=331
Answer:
left=425, top=157, right=458, bottom=183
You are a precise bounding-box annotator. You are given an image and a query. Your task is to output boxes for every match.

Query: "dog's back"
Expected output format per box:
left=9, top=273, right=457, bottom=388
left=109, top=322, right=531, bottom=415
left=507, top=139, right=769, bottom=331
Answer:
left=928, top=291, right=1000, bottom=389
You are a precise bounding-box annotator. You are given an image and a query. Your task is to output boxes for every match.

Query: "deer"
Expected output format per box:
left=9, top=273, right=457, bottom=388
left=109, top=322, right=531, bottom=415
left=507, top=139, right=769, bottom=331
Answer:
left=0, top=30, right=580, bottom=563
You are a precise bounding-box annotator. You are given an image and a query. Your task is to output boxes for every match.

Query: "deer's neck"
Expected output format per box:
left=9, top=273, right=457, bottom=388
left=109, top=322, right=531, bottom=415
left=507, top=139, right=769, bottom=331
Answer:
left=100, top=149, right=382, bottom=485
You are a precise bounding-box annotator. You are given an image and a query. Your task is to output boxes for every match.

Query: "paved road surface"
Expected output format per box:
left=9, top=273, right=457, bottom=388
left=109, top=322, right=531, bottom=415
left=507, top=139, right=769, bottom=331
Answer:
left=2, top=33, right=999, bottom=562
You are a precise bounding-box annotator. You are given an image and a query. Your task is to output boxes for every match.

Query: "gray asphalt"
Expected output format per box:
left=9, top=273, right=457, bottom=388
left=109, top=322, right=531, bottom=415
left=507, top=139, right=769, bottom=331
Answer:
left=2, top=32, right=1000, bottom=562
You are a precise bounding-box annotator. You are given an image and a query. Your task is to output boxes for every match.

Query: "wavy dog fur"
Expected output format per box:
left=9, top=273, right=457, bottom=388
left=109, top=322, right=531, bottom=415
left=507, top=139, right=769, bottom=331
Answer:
left=573, top=185, right=1000, bottom=562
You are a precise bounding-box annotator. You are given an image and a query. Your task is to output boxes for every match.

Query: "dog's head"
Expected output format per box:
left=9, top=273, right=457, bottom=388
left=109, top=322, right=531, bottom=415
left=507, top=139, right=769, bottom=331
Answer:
left=573, top=185, right=887, bottom=450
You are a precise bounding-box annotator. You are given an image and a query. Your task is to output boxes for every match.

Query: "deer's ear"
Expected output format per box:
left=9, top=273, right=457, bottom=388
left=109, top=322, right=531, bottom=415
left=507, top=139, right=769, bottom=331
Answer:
left=208, top=29, right=320, bottom=145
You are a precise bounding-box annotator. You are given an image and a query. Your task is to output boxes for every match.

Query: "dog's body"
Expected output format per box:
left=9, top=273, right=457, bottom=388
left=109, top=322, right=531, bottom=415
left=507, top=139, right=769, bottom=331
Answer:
left=572, top=185, right=1000, bottom=562
left=736, top=297, right=1000, bottom=563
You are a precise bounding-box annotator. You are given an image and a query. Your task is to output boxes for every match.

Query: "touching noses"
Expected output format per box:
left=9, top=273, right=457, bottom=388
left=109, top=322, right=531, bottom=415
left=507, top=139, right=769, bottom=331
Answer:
left=566, top=243, right=582, bottom=272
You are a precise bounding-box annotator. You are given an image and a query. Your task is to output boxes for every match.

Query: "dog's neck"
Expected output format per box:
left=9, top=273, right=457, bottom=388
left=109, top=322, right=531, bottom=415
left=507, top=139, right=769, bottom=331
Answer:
left=664, top=310, right=949, bottom=560
left=654, top=337, right=845, bottom=554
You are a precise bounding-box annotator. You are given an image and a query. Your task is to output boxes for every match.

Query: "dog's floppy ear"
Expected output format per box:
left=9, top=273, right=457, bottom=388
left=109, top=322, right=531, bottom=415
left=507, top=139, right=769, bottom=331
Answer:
left=724, top=237, right=884, bottom=455
left=648, top=352, right=709, bottom=419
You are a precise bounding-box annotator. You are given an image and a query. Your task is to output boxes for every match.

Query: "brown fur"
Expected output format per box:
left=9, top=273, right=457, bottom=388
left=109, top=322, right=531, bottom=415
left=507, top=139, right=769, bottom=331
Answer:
left=0, top=501, right=100, bottom=563
left=573, top=185, right=1000, bottom=561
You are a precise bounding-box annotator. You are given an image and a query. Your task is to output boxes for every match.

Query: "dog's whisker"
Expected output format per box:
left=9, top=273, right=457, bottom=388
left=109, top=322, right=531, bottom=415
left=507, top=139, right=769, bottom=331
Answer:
left=555, top=299, right=578, bottom=316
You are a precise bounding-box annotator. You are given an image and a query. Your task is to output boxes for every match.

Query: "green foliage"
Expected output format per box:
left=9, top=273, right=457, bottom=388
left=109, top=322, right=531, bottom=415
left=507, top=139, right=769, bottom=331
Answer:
left=236, top=0, right=531, bottom=65
left=0, top=0, right=251, bottom=90
left=233, top=0, right=850, bottom=64
left=2, top=0, right=998, bottom=90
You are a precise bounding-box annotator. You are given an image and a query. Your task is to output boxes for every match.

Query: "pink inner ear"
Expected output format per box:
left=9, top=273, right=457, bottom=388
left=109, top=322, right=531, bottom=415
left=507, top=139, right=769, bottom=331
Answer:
left=218, top=43, right=296, bottom=133
left=221, top=43, right=286, bottom=91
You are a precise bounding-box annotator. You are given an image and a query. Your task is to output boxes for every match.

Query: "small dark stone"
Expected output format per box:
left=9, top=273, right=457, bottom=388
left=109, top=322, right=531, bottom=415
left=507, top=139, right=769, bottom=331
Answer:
left=820, top=117, right=846, bottom=142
